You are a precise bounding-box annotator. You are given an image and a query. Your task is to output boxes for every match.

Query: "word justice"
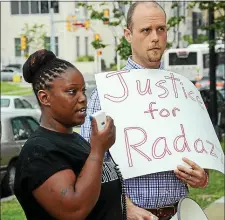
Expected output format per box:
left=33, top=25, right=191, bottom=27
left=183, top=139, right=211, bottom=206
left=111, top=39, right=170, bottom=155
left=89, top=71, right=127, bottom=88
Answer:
left=124, top=124, right=224, bottom=167
left=104, top=71, right=205, bottom=110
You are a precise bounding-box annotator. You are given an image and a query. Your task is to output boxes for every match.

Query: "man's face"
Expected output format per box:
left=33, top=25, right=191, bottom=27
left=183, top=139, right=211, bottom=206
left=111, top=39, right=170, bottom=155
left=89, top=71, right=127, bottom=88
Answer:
left=125, top=3, right=167, bottom=68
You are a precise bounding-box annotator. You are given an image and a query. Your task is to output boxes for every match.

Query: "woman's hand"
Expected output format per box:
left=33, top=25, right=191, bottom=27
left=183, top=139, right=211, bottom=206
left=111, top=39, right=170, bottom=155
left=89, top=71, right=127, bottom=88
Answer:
left=174, top=157, right=208, bottom=188
left=90, top=116, right=116, bottom=154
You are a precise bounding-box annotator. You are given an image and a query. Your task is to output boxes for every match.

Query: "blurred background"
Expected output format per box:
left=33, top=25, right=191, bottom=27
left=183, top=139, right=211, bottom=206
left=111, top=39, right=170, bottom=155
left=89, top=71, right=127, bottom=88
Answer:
left=0, top=1, right=224, bottom=219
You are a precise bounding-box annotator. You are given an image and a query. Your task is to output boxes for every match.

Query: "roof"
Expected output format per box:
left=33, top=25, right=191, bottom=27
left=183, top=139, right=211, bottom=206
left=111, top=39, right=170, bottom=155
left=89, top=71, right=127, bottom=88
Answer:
left=1, top=95, right=25, bottom=99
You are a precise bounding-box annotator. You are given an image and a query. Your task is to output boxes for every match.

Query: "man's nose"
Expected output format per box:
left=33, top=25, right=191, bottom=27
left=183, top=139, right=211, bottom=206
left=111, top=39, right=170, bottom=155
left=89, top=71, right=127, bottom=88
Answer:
left=150, top=30, right=159, bottom=42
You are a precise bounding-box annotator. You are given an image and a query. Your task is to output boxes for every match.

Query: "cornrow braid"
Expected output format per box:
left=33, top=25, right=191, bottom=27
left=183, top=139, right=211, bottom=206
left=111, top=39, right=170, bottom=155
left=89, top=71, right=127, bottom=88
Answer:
left=32, top=59, right=74, bottom=94
left=22, top=49, right=75, bottom=105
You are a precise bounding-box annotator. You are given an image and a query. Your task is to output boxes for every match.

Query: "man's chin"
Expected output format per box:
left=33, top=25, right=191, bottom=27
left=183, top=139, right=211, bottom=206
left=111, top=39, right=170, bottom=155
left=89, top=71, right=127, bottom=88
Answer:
left=148, top=58, right=161, bottom=63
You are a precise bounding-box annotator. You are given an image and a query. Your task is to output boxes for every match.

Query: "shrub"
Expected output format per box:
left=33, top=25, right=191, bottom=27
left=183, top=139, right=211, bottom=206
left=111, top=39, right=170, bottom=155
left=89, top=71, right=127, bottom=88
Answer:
left=76, top=55, right=94, bottom=62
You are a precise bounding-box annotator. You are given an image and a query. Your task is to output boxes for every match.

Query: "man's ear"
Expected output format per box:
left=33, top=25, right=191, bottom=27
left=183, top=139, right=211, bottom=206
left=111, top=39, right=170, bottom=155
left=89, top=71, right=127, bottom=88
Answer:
left=124, top=28, right=132, bottom=43
left=37, top=90, right=50, bottom=107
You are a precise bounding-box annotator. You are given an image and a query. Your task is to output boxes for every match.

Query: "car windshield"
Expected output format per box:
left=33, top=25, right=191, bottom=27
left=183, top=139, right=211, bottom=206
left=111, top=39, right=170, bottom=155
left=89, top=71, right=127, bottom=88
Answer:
left=1, top=98, right=10, bottom=107
left=1, top=69, right=13, bottom=72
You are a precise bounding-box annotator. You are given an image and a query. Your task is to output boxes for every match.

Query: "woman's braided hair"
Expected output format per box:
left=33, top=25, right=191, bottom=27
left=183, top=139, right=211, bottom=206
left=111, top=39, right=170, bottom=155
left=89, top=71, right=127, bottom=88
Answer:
left=23, top=49, right=75, bottom=102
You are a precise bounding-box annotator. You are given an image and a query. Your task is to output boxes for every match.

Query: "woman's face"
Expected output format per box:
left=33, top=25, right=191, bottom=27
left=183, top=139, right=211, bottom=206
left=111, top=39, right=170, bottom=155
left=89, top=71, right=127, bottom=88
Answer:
left=47, top=67, right=87, bottom=127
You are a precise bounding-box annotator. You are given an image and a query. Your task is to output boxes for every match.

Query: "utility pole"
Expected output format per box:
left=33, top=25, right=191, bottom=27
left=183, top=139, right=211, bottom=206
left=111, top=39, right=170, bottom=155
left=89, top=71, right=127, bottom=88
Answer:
left=177, top=2, right=180, bottom=48
left=50, top=8, right=56, bottom=54
left=208, top=2, right=217, bottom=126
left=224, top=4, right=225, bottom=91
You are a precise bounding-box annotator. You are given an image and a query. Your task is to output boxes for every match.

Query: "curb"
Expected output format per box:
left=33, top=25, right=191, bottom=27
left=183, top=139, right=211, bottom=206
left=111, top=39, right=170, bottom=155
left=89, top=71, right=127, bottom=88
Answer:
left=0, top=195, right=16, bottom=203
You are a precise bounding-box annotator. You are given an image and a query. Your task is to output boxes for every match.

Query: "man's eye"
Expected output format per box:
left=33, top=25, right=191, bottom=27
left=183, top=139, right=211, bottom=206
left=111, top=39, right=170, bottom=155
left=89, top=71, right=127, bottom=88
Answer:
left=142, top=28, right=150, bottom=33
left=158, top=27, right=165, bottom=32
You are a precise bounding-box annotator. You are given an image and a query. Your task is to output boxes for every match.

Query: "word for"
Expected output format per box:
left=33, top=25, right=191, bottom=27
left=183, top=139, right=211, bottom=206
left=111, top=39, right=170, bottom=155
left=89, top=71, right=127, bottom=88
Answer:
left=124, top=124, right=224, bottom=167
left=144, top=102, right=180, bottom=119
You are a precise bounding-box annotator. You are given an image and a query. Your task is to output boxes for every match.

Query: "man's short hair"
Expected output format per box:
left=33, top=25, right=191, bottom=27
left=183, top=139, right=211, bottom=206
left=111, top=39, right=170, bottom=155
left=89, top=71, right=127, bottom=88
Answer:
left=126, top=1, right=166, bottom=31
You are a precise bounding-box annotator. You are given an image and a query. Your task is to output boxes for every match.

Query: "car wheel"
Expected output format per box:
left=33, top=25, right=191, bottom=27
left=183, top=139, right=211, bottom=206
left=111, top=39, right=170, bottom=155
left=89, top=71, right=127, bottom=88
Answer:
left=1, top=162, right=16, bottom=197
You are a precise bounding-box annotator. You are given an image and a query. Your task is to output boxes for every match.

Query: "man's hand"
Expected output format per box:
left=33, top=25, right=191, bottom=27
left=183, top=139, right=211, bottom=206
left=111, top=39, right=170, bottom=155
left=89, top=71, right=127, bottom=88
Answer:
left=127, top=197, right=158, bottom=220
left=174, top=157, right=208, bottom=188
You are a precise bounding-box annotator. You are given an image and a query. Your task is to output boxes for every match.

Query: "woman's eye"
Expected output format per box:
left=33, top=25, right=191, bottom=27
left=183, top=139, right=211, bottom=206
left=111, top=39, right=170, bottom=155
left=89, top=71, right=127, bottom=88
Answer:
left=82, top=88, right=87, bottom=95
left=67, top=89, right=77, bottom=95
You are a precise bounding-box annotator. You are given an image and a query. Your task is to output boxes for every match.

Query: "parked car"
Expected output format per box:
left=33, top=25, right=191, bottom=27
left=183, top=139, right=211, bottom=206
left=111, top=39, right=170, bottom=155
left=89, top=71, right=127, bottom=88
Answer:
left=199, top=88, right=225, bottom=140
left=1, top=68, right=23, bottom=82
left=1, top=95, right=41, bottom=121
left=195, top=76, right=225, bottom=90
left=5, top=64, right=22, bottom=70
left=0, top=112, right=39, bottom=197
left=219, top=88, right=225, bottom=99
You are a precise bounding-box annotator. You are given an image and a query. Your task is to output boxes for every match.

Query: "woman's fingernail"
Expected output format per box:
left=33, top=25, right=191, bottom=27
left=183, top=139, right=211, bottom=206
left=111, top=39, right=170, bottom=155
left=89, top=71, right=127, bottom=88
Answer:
left=89, top=116, right=93, bottom=121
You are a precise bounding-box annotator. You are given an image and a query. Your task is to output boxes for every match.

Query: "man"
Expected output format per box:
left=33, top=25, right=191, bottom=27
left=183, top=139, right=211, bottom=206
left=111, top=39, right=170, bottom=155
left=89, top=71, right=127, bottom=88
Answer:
left=81, top=1, right=209, bottom=220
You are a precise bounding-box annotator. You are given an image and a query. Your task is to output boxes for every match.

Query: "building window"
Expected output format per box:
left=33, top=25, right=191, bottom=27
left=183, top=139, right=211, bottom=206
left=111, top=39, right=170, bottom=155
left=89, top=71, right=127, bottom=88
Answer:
left=44, top=37, right=59, bottom=56
left=74, top=1, right=81, bottom=18
left=85, top=37, right=88, bottom=56
left=15, top=38, right=21, bottom=57
left=83, top=5, right=88, bottom=18
left=21, top=1, right=29, bottom=14
left=10, top=1, right=59, bottom=15
left=76, top=36, right=80, bottom=57
left=51, top=1, right=59, bottom=13
left=14, top=38, right=29, bottom=57
left=41, top=1, right=49, bottom=13
left=11, top=1, right=19, bottom=14
left=31, top=1, right=39, bottom=14
left=118, top=2, right=125, bottom=14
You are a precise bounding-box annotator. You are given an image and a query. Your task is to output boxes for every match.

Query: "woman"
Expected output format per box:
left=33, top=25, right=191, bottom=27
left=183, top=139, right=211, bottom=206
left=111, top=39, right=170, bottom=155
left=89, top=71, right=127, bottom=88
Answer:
left=14, top=49, right=126, bottom=220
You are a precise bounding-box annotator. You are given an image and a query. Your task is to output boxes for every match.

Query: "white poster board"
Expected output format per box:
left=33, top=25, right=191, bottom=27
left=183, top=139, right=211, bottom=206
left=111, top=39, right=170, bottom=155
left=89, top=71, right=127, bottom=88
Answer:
left=95, top=69, right=225, bottom=179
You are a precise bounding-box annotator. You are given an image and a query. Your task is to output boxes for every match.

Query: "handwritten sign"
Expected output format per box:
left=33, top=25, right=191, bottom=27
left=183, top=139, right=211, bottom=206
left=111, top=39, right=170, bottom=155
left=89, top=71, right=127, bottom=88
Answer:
left=95, top=69, right=225, bottom=179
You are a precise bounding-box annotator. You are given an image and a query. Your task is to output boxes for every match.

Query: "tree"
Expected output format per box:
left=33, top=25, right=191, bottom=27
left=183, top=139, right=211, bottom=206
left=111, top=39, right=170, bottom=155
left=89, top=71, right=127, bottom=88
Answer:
left=173, top=1, right=225, bottom=46
left=78, top=1, right=185, bottom=61
left=78, top=1, right=225, bottom=60
left=21, top=23, right=47, bottom=58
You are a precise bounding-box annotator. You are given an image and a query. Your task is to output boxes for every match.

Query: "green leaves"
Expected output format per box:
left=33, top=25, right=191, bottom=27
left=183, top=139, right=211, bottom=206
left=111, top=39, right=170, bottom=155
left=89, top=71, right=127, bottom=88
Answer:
left=20, top=23, right=47, bottom=57
left=79, top=2, right=225, bottom=61
left=90, top=10, right=104, bottom=20
left=91, top=39, right=107, bottom=50
left=182, top=34, right=208, bottom=45
left=116, top=36, right=132, bottom=60
left=167, top=16, right=185, bottom=30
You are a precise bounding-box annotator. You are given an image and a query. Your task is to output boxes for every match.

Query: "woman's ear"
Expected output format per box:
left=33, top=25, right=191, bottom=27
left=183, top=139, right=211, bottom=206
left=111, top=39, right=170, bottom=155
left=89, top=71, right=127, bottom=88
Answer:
left=37, top=90, right=50, bottom=107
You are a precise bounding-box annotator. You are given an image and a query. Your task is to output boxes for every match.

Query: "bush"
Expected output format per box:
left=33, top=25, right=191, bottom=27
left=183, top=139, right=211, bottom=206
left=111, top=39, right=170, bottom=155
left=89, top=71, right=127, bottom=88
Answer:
left=109, top=63, right=124, bottom=71
left=76, top=55, right=94, bottom=62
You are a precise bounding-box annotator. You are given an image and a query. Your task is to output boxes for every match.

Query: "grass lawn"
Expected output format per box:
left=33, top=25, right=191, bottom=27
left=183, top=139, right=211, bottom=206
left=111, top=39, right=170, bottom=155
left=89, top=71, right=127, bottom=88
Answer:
left=1, top=198, right=26, bottom=220
left=1, top=170, right=224, bottom=219
left=1, top=114, right=224, bottom=219
left=189, top=140, right=224, bottom=208
left=1, top=82, right=33, bottom=96
left=1, top=161, right=224, bottom=219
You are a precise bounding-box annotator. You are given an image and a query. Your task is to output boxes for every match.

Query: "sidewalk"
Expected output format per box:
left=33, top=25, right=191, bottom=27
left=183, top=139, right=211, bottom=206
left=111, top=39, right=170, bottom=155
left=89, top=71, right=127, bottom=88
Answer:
left=204, top=196, right=224, bottom=220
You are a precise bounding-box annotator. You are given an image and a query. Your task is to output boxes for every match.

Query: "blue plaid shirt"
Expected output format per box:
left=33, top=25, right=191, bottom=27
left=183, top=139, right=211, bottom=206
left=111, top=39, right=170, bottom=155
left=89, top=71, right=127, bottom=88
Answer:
left=80, top=56, right=188, bottom=208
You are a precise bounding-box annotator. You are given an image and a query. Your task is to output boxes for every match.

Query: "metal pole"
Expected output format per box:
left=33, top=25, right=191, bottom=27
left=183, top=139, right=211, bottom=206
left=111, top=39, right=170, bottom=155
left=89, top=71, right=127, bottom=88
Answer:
left=177, top=2, right=180, bottom=48
left=208, top=2, right=217, bottom=126
left=50, top=8, right=56, bottom=54
left=94, top=51, right=98, bottom=73
left=99, top=53, right=102, bottom=72
left=116, top=37, right=120, bottom=71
